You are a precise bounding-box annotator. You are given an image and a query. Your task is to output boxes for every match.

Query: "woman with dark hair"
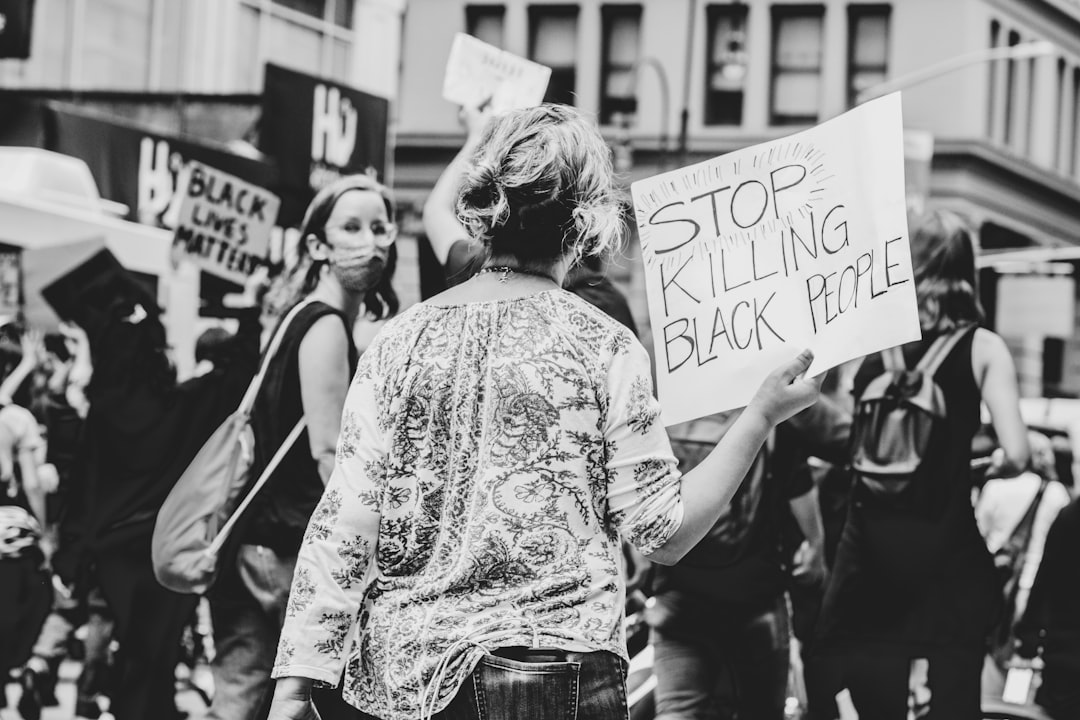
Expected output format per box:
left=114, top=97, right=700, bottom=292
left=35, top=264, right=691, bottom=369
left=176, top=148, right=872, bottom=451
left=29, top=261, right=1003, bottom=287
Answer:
left=267, top=104, right=820, bottom=720
left=207, top=174, right=398, bottom=720
left=809, top=210, right=1030, bottom=720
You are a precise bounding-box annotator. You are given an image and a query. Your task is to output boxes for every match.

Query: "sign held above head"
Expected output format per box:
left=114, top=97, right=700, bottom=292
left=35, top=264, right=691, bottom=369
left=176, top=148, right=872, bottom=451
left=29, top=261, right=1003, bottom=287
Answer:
left=631, top=93, right=922, bottom=426
left=442, top=33, right=552, bottom=114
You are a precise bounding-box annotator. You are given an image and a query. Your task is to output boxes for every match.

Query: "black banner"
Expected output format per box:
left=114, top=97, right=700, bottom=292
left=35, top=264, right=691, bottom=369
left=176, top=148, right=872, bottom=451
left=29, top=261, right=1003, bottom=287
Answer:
left=46, top=104, right=277, bottom=229
left=0, top=0, right=34, bottom=59
left=260, top=64, right=389, bottom=226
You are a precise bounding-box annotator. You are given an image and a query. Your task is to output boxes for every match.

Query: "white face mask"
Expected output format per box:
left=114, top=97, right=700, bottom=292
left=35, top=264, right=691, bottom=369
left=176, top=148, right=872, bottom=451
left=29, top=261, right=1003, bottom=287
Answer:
left=326, top=244, right=388, bottom=293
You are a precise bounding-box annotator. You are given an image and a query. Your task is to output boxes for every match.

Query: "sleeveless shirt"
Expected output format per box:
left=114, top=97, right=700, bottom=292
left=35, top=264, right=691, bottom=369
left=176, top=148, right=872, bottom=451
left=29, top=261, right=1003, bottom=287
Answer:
left=242, top=301, right=358, bottom=555
left=817, top=326, right=1001, bottom=652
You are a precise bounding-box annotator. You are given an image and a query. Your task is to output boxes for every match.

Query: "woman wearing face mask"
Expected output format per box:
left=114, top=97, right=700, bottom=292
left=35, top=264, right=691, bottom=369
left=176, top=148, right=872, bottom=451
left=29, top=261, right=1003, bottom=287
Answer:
left=206, top=174, right=399, bottom=720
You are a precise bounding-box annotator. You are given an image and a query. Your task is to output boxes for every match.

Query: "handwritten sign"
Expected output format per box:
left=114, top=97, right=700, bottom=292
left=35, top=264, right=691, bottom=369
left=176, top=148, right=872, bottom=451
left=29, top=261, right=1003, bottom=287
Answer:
left=632, top=93, right=921, bottom=425
left=173, top=162, right=280, bottom=284
left=442, top=33, right=552, bottom=113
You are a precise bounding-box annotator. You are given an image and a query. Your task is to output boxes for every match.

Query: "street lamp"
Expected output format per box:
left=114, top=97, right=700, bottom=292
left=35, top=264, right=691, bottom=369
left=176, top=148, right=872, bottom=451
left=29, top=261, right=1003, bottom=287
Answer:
left=856, top=40, right=1057, bottom=104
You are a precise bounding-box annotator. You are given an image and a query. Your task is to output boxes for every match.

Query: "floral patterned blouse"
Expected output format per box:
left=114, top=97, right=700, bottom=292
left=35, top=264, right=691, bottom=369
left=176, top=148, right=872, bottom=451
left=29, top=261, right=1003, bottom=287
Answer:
left=272, top=289, right=684, bottom=720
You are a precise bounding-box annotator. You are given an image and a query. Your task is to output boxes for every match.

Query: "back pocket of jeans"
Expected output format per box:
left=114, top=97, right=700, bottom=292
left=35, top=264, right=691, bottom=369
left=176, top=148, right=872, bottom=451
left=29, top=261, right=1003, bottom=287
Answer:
left=474, top=654, right=581, bottom=720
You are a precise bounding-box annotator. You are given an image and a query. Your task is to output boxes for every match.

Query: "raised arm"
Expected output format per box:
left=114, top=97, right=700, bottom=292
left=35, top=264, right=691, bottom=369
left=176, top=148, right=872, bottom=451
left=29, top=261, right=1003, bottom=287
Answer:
left=974, top=328, right=1029, bottom=474
left=422, top=103, right=492, bottom=264
left=604, top=336, right=820, bottom=567
left=298, top=315, right=353, bottom=484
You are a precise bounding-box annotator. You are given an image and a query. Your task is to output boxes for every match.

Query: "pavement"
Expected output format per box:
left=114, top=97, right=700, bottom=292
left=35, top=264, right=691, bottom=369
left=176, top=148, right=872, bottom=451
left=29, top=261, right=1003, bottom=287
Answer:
left=2, top=661, right=210, bottom=720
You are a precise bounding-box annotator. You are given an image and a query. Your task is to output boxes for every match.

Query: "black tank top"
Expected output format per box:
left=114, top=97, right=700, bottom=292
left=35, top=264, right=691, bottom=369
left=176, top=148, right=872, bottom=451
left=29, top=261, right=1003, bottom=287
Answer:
left=818, top=326, right=1001, bottom=651
left=241, top=301, right=357, bottom=555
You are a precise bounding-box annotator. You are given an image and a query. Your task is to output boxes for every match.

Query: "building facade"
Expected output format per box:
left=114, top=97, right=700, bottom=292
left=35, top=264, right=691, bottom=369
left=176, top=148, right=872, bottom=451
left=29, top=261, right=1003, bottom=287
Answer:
left=393, top=0, right=1080, bottom=395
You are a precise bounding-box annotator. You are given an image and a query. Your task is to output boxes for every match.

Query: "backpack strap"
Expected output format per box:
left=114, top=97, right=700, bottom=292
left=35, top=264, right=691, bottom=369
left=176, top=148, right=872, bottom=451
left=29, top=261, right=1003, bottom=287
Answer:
left=236, top=299, right=316, bottom=415
left=915, top=325, right=973, bottom=377
left=206, top=418, right=307, bottom=556
left=881, top=345, right=906, bottom=372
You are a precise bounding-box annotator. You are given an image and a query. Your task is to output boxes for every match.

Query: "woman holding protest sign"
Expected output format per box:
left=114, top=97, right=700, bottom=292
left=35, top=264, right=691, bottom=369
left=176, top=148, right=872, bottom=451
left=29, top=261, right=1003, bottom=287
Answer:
left=206, top=173, right=399, bottom=720
left=267, top=104, right=821, bottom=720
left=809, top=210, right=1030, bottom=720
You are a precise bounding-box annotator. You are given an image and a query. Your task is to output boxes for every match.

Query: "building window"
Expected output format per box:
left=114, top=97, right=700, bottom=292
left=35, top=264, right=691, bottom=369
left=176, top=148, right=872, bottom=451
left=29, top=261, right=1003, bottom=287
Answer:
left=529, top=5, right=579, bottom=106
left=988, top=20, right=1000, bottom=139
left=770, top=5, right=825, bottom=125
left=704, top=4, right=749, bottom=126
left=599, top=5, right=642, bottom=124
left=1055, top=58, right=1066, bottom=171
left=467, top=5, right=506, bottom=48
left=1072, top=67, right=1080, bottom=176
left=1004, top=30, right=1020, bottom=146
left=847, top=5, right=890, bottom=107
left=236, top=0, right=357, bottom=90
left=273, top=0, right=354, bottom=28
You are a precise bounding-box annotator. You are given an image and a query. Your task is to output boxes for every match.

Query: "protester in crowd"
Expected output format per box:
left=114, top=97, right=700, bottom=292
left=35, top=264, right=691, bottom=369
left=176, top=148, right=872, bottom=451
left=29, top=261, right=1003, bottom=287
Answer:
left=423, top=102, right=639, bottom=334
left=977, top=430, right=1072, bottom=667
left=206, top=173, right=399, bottom=720
left=63, top=270, right=263, bottom=720
left=0, top=327, right=54, bottom=702
left=267, top=104, right=821, bottom=720
left=1013, top=495, right=1080, bottom=719
left=810, top=210, right=1030, bottom=720
left=647, top=397, right=848, bottom=720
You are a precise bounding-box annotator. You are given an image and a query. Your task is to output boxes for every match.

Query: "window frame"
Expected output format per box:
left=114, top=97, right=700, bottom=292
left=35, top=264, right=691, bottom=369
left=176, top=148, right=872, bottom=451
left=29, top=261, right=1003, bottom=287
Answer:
left=599, top=4, right=643, bottom=124
left=704, top=3, right=750, bottom=127
left=528, top=3, right=581, bottom=106
left=466, top=4, right=506, bottom=49
left=845, top=4, right=891, bottom=109
left=769, top=4, right=826, bottom=126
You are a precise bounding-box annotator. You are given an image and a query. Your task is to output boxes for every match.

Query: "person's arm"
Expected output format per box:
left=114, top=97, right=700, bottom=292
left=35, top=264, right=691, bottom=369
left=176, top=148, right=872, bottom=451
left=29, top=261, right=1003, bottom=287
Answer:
left=422, top=103, right=491, bottom=264
left=974, top=328, right=1029, bottom=475
left=18, top=450, right=47, bottom=529
left=269, top=351, right=387, bottom=719
left=0, top=331, right=41, bottom=406
left=60, top=323, right=92, bottom=418
left=298, top=315, right=353, bottom=485
left=789, top=485, right=828, bottom=585
left=605, top=337, right=821, bottom=567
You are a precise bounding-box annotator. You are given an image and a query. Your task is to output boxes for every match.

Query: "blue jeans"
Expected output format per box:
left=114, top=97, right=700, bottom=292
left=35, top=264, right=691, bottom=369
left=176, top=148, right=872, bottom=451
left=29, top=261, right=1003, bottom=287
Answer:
left=649, top=599, right=790, bottom=720
left=207, top=544, right=297, bottom=720
left=361, top=649, right=629, bottom=720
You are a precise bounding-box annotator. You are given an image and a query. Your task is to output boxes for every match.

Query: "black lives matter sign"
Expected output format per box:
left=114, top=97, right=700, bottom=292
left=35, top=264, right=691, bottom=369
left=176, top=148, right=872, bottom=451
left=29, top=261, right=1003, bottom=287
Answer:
left=632, top=94, right=921, bottom=424
left=173, top=162, right=280, bottom=284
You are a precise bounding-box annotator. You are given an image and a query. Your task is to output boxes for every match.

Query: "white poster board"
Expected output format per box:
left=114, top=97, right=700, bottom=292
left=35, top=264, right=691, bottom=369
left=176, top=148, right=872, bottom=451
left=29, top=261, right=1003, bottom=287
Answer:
left=442, top=33, right=552, bottom=113
left=173, top=162, right=280, bottom=285
left=631, top=93, right=921, bottom=425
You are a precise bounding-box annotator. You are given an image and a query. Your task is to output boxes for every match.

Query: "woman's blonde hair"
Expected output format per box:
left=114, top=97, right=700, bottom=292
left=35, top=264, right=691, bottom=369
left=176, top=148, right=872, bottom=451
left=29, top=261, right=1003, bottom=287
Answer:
left=456, top=104, right=625, bottom=263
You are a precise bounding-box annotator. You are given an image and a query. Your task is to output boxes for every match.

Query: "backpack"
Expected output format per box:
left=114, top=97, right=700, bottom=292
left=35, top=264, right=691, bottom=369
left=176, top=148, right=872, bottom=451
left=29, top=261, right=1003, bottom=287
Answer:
left=850, top=327, right=971, bottom=500
left=152, top=300, right=313, bottom=595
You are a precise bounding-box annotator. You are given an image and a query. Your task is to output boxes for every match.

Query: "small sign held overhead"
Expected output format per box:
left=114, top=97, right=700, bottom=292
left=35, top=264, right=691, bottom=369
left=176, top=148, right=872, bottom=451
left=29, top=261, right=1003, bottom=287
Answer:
left=443, top=33, right=552, bottom=113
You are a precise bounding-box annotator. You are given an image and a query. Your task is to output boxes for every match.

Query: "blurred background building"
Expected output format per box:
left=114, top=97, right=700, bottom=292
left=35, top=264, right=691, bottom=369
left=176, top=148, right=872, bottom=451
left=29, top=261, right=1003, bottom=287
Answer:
left=2, top=0, right=1080, bottom=397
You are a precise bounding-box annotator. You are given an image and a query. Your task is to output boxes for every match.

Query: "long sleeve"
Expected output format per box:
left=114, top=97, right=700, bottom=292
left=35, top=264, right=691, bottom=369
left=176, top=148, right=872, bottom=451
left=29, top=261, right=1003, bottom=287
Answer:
left=602, top=335, right=684, bottom=556
left=272, top=358, right=387, bottom=686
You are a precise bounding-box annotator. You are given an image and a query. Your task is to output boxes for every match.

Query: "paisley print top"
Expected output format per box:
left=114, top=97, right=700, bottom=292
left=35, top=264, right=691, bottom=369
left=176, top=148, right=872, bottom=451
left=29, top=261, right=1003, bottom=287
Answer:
left=272, top=289, right=683, bottom=720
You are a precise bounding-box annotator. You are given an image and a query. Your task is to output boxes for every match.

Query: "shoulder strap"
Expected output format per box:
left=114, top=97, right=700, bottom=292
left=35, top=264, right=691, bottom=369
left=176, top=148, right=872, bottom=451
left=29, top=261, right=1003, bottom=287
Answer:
left=206, top=418, right=307, bottom=556
left=237, top=299, right=316, bottom=414
left=999, top=479, right=1050, bottom=577
left=915, top=325, right=972, bottom=377
left=881, top=345, right=906, bottom=372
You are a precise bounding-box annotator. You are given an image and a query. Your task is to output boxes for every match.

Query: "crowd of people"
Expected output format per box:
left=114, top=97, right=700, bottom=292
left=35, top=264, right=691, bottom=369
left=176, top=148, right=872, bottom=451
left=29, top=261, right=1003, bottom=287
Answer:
left=0, top=101, right=1077, bottom=720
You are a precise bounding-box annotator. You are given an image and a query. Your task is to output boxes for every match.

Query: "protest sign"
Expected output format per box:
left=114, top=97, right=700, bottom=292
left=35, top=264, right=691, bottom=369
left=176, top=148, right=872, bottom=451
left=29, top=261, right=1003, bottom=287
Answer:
left=442, top=33, right=552, bottom=113
left=631, top=93, right=921, bottom=425
left=173, top=162, right=280, bottom=285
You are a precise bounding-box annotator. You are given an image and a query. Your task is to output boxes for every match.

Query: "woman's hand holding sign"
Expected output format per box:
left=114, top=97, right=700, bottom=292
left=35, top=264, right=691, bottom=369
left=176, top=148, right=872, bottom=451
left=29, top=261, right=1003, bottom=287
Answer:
left=748, top=348, right=823, bottom=426
left=647, top=349, right=821, bottom=567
